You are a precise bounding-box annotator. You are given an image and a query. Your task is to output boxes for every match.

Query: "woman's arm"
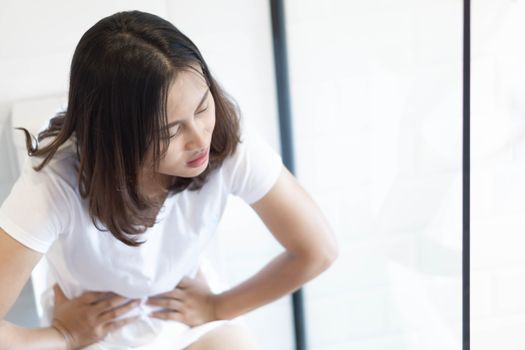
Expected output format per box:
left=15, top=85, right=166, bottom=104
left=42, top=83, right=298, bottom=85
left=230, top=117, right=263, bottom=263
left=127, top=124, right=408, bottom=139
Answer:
left=0, top=228, right=140, bottom=350
left=213, top=166, right=339, bottom=320
left=0, top=320, right=67, bottom=350
left=0, top=227, right=68, bottom=349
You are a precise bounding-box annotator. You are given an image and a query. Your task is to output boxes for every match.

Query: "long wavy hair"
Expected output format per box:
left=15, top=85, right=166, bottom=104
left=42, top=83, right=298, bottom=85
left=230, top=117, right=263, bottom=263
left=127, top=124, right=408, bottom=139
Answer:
left=15, top=10, right=242, bottom=246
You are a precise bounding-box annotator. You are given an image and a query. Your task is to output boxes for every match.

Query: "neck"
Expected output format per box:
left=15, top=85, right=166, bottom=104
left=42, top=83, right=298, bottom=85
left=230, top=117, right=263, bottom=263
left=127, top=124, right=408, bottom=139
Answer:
left=138, top=170, right=174, bottom=202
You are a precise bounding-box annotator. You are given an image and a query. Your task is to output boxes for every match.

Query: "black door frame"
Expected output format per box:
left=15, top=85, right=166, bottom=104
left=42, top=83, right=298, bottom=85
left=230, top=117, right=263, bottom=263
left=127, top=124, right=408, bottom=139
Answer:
left=269, top=1, right=307, bottom=350
left=463, top=0, right=470, bottom=349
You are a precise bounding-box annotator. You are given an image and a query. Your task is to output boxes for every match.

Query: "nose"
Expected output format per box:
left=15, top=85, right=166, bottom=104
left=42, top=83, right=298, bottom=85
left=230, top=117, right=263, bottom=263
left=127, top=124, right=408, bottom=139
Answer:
left=185, top=121, right=207, bottom=152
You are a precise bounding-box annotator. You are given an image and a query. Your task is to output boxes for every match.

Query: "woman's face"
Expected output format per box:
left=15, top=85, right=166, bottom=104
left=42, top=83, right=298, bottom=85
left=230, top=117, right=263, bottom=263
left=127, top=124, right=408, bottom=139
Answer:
left=142, top=66, right=216, bottom=191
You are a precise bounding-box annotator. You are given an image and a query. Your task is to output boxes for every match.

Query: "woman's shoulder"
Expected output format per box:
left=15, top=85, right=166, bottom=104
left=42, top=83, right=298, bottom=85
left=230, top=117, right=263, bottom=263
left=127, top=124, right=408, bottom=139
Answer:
left=25, top=134, right=80, bottom=195
left=218, top=123, right=283, bottom=204
left=0, top=136, right=79, bottom=253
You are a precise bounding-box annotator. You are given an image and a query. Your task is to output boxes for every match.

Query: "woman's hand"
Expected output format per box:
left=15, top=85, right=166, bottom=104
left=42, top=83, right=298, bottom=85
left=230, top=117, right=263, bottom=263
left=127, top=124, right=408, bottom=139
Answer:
left=145, top=270, right=218, bottom=327
left=51, top=283, right=141, bottom=350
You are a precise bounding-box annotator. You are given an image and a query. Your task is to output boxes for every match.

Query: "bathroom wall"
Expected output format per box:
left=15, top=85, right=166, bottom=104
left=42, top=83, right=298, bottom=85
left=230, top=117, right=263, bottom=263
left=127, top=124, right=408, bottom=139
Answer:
left=471, top=1, right=525, bottom=349
left=284, top=1, right=463, bottom=349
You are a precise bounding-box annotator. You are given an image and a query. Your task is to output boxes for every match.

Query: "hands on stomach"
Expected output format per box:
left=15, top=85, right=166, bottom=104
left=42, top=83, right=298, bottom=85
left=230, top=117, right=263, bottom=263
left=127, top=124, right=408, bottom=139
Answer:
left=51, top=284, right=141, bottom=349
left=51, top=269, right=217, bottom=349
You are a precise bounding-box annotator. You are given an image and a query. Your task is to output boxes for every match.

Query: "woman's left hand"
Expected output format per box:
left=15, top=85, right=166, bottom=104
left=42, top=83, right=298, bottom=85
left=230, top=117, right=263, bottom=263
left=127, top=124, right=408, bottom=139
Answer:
left=145, top=270, right=218, bottom=327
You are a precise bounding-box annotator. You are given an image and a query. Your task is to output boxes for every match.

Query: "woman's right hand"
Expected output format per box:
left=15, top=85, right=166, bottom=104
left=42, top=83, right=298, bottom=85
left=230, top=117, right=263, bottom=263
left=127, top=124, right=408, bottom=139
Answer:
left=51, top=283, right=141, bottom=350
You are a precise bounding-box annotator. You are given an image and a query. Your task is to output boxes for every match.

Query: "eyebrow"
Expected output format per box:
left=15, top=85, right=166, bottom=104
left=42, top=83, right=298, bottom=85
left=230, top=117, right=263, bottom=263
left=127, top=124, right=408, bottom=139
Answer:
left=165, top=88, right=210, bottom=128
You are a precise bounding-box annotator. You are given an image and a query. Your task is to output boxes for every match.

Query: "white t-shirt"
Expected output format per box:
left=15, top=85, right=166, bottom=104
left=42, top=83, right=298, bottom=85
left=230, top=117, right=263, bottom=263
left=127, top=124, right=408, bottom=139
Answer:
left=0, top=123, right=283, bottom=349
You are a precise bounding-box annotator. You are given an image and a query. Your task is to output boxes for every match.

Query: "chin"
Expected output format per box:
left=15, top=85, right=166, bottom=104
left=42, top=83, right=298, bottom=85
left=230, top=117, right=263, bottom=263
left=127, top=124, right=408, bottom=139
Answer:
left=189, top=166, right=207, bottom=176
left=179, top=166, right=207, bottom=178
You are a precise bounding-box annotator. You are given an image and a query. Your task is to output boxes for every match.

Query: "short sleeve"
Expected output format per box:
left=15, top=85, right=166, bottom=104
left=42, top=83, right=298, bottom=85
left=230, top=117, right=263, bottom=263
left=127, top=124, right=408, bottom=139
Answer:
left=223, top=125, right=283, bottom=205
left=0, top=156, right=70, bottom=253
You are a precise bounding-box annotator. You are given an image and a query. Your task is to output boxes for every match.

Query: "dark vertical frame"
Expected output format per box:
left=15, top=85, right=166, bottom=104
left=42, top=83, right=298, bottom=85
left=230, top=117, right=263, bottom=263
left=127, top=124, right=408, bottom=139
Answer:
left=269, top=1, right=307, bottom=350
left=463, top=0, right=471, bottom=349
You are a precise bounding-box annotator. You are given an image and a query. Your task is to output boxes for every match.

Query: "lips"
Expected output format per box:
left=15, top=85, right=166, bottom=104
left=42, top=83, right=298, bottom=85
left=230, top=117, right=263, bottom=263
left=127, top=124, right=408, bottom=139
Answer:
left=187, top=148, right=208, bottom=163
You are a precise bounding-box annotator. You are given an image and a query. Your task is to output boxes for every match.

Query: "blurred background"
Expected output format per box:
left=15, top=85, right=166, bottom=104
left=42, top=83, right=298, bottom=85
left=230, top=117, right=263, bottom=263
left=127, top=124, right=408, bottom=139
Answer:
left=0, top=1, right=523, bottom=349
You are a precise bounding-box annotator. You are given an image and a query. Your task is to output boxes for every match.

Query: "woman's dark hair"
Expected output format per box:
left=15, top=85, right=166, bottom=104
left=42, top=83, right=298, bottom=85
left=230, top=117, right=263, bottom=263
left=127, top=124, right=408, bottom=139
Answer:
left=15, top=10, right=242, bottom=246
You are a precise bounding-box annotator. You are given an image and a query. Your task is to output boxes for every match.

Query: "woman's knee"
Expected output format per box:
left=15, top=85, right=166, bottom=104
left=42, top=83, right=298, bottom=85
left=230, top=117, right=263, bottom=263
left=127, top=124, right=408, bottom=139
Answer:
left=185, top=323, right=260, bottom=350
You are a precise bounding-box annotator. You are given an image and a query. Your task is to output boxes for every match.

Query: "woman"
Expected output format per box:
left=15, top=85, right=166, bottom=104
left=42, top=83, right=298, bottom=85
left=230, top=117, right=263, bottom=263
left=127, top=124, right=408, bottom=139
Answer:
left=0, top=10, right=338, bottom=350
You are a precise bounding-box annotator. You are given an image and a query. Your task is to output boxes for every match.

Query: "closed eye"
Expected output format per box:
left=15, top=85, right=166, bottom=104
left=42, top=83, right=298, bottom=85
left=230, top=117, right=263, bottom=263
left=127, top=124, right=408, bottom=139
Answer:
left=197, top=106, right=208, bottom=114
left=168, top=126, right=180, bottom=138
left=166, top=107, right=209, bottom=139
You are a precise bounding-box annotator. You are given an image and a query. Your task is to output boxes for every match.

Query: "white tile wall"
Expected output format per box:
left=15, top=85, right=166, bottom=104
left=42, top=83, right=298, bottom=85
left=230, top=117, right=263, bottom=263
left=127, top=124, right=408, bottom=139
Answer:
left=285, top=1, right=463, bottom=349
left=471, top=1, right=525, bottom=349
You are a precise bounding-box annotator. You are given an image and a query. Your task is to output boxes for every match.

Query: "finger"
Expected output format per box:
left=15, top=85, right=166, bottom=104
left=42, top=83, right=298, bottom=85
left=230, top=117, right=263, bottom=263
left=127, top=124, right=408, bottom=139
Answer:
left=146, top=297, right=184, bottom=311
left=151, top=288, right=185, bottom=300
left=149, top=310, right=184, bottom=322
left=98, top=299, right=141, bottom=323
left=176, top=277, right=192, bottom=289
left=103, top=315, right=141, bottom=333
left=195, top=268, right=207, bottom=282
left=94, top=295, right=133, bottom=313
left=79, top=291, right=115, bottom=305
left=53, top=284, right=68, bottom=304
